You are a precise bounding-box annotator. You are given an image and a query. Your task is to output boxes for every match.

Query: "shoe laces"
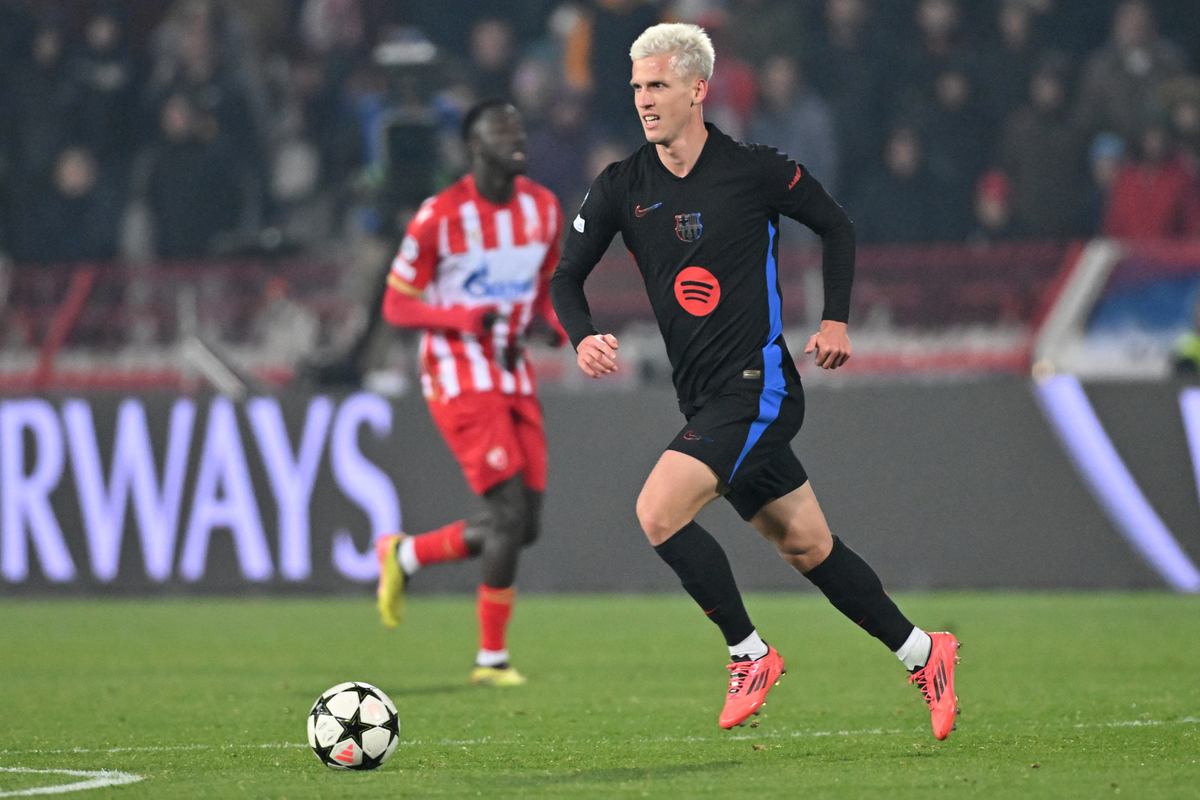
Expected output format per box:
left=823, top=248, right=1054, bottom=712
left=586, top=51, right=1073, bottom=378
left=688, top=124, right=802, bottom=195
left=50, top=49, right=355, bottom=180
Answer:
left=908, top=667, right=933, bottom=704
left=726, top=661, right=753, bottom=696
left=908, top=655, right=948, bottom=709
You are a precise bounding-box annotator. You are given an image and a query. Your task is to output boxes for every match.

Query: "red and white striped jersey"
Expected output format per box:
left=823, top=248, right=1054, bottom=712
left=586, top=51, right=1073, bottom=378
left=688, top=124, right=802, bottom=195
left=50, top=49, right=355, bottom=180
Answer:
left=387, top=174, right=562, bottom=400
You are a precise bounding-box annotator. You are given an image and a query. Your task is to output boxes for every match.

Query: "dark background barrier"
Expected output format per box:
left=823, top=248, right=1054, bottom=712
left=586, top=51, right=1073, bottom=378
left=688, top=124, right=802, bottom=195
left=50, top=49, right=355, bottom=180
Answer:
left=2, top=379, right=1198, bottom=596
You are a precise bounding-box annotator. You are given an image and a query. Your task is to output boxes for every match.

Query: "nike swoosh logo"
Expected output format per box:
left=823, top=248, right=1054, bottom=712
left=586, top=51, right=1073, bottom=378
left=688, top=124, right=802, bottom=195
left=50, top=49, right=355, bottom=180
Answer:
left=635, top=202, right=663, bottom=217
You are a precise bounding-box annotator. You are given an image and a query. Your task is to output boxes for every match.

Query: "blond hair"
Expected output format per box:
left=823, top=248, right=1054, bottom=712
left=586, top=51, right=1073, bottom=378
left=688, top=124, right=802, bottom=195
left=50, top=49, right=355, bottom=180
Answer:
left=629, top=23, right=714, bottom=81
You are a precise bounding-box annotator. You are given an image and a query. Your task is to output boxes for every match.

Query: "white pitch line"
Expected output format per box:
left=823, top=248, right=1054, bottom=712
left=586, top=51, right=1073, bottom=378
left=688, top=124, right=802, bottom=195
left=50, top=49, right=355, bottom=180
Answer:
left=0, top=744, right=306, bottom=757
left=0, top=767, right=143, bottom=797
left=1, top=716, right=1196, bottom=757
left=1077, top=716, right=1200, bottom=729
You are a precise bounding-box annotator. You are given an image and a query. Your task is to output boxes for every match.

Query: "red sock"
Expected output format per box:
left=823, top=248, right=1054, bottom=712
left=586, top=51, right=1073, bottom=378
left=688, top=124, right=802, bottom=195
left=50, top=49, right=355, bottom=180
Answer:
left=477, top=585, right=515, bottom=652
left=411, top=520, right=470, bottom=566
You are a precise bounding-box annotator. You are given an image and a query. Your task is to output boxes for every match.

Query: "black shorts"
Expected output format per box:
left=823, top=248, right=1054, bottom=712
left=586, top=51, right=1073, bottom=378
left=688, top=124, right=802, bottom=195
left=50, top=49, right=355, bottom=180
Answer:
left=667, top=340, right=808, bottom=521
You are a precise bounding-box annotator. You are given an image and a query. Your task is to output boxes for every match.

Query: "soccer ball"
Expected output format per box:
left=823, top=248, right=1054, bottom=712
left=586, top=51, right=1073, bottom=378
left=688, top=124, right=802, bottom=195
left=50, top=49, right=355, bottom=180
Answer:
left=307, top=681, right=400, bottom=770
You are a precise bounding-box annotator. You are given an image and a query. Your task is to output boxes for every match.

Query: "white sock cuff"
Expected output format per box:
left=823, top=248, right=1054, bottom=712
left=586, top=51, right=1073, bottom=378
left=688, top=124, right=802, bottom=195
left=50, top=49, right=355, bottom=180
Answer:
left=729, top=630, right=769, bottom=661
left=476, top=649, right=509, bottom=667
left=398, top=536, right=420, bottom=575
left=895, top=627, right=932, bottom=671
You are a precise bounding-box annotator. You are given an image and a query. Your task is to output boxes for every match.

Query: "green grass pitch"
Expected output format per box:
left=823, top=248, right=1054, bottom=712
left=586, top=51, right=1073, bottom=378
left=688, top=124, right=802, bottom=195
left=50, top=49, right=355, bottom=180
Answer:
left=1, top=592, right=1198, bottom=798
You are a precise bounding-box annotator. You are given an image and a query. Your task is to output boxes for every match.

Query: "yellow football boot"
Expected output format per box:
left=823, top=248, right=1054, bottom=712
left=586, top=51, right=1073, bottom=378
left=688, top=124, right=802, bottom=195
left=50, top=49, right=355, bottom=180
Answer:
left=470, top=665, right=527, bottom=686
left=375, top=534, right=406, bottom=628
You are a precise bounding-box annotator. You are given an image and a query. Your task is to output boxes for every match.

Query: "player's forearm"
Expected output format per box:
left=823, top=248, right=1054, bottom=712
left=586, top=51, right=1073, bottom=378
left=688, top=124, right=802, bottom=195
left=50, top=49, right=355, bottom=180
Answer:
left=381, top=288, right=482, bottom=334
left=819, top=216, right=855, bottom=323
left=549, top=262, right=600, bottom=350
left=787, top=172, right=855, bottom=323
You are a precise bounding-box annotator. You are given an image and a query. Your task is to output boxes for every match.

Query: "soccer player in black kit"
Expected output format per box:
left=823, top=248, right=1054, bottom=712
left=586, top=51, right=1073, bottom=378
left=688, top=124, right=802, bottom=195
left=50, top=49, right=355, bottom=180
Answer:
left=550, top=23, right=962, bottom=736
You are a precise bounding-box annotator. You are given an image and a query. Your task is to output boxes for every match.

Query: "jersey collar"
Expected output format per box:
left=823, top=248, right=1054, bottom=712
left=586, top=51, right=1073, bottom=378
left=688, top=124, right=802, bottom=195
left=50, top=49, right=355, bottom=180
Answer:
left=650, top=122, right=722, bottom=181
left=465, top=173, right=520, bottom=209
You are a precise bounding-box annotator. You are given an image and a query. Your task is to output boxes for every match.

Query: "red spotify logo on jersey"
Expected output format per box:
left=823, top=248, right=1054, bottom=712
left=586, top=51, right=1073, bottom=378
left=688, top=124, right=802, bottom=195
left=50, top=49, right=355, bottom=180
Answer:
left=674, top=267, right=721, bottom=316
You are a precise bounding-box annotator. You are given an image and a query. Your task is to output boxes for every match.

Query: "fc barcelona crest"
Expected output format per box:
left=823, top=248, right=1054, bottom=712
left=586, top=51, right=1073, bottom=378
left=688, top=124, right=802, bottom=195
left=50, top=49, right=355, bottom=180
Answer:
left=675, top=213, right=703, bottom=242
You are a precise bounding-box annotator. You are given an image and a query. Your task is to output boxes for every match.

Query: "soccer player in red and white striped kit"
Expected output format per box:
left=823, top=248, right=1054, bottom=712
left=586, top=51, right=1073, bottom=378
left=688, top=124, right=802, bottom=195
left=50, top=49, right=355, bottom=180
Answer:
left=375, top=99, right=566, bottom=686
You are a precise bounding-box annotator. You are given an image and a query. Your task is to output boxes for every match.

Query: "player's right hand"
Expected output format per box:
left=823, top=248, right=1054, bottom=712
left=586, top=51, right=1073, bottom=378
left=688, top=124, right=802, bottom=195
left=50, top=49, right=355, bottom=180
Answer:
left=471, top=306, right=500, bottom=336
left=576, top=333, right=619, bottom=378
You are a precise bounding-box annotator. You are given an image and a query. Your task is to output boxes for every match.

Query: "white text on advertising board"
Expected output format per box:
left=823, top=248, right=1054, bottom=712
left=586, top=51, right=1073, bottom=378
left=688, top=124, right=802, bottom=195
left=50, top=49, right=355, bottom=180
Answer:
left=0, top=394, right=400, bottom=585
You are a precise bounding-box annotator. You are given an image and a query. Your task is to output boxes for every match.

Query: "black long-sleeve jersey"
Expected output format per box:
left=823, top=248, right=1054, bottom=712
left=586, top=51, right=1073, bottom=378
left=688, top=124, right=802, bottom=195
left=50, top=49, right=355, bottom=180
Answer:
left=550, top=123, right=855, bottom=414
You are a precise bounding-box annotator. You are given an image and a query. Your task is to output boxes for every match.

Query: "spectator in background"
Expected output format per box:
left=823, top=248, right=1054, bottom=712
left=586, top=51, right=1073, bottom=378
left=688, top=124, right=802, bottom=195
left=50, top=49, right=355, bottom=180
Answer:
left=804, top=0, right=890, bottom=209
left=67, top=4, right=140, bottom=174
left=700, top=16, right=758, bottom=141
left=912, top=0, right=966, bottom=63
left=561, top=0, right=660, bottom=149
left=527, top=88, right=592, bottom=213
left=267, top=135, right=327, bottom=247
left=724, top=0, right=804, bottom=72
left=300, top=0, right=364, bottom=57
left=1157, top=74, right=1200, bottom=164
left=145, top=92, right=243, bottom=258
left=468, top=18, right=517, bottom=100
left=1081, top=132, right=1125, bottom=235
left=511, top=56, right=556, bottom=130
left=892, top=0, right=973, bottom=113
left=997, top=51, right=1088, bottom=239
left=750, top=54, right=839, bottom=195
left=967, top=169, right=1015, bottom=246
left=856, top=123, right=946, bottom=243
left=298, top=0, right=368, bottom=195
left=1101, top=112, right=1200, bottom=240
left=411, top=0, right=500, bottom=57
left=749, top=53, right=837, bottom=248
left=977, top=0, right=1042, bottom=130
left=14, top=143, right=122, bottom=264
left=3, top=18, right=76, bottom=187
left=147, top=0, right=266, bottom=232
left=1075, top=0, right=1189, bottom=143
left=920, top=58, right=992, bottom=240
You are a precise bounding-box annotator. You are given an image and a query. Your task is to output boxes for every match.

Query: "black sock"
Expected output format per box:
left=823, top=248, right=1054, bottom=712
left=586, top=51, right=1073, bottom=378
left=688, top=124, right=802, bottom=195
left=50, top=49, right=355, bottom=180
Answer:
left=803, top=536, right=915, bottom=652
left=654, top=521, right=755, bottom=647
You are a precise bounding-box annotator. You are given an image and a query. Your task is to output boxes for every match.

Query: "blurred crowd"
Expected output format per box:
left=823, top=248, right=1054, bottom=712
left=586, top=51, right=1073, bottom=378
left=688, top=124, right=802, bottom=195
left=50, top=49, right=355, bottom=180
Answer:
left=2, top=0, right=1200, bottom=272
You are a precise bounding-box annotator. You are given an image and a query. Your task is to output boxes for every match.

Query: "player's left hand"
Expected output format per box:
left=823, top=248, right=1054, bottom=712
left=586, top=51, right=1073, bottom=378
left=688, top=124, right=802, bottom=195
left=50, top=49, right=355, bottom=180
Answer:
left=805, top=320, right=851, bottom=370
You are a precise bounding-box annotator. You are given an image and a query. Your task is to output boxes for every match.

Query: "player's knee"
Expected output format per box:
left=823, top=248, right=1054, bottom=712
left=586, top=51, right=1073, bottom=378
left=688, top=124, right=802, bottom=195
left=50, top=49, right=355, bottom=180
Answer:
left=494, top=508, right=526, bottom=544
left=775, top=529, right=833, bottom=572
left=636, top=492, right=679, bottom=544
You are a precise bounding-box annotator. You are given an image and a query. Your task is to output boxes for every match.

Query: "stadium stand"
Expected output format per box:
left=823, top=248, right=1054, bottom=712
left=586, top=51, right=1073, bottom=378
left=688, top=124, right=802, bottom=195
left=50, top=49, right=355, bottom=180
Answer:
left=0, top=0, right=1198, bottom=391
